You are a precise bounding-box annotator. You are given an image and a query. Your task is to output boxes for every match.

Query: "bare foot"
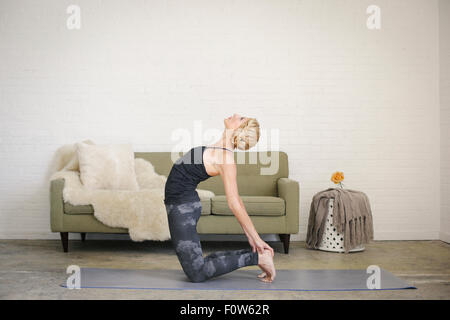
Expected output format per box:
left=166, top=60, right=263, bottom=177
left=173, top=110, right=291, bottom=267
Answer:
left=257, top=249, right=276, bottom=282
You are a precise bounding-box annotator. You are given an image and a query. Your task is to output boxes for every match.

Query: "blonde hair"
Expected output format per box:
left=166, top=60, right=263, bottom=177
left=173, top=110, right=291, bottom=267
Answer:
left=231, top=118, right=260, bottom=150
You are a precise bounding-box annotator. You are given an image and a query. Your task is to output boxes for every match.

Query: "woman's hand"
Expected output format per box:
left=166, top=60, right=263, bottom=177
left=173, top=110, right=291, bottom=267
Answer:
left=247, top=235, right=274, bottom=257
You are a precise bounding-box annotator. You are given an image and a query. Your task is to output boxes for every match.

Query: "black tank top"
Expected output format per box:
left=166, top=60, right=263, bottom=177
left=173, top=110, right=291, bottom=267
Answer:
left=164, top=145, right=233, bottom=205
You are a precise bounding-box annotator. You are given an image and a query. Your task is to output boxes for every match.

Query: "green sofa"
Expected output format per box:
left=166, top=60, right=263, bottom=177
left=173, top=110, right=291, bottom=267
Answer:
left=50, top=150, right=299, bottom=253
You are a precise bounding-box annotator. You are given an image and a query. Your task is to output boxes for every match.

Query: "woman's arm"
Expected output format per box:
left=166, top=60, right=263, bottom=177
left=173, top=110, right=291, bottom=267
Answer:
left=218, top=153, right=259, bottom=239
left=217, top=153, right=274, bottom=257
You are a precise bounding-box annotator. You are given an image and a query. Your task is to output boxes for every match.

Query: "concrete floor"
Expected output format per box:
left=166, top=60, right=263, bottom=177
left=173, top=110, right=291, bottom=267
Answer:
left=0, top=239, right=449, bottom=299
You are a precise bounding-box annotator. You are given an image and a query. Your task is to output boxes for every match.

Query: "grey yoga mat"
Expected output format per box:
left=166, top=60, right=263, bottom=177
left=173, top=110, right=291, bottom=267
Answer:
left=61, top=268, right=416, bottom=291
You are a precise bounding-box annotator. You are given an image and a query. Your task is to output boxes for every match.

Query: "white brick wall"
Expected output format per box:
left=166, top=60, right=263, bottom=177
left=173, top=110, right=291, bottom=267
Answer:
left=440, top=0, right=450, bottom=243
left=0, top=0, right=443, bottom=241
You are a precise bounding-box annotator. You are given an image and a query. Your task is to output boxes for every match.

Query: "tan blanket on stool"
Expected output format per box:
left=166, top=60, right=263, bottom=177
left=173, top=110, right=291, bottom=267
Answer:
left=306, top=188, right=374, bottom=252
left=49, top=140, right=215, bottom=241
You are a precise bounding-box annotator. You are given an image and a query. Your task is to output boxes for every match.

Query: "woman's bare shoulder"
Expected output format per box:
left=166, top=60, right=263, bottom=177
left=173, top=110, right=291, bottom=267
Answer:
left=206, top=151, right=235, bottom=178
left=216, top=150, right=235, bottom=166
left=204, top=148, right=235, bottom=176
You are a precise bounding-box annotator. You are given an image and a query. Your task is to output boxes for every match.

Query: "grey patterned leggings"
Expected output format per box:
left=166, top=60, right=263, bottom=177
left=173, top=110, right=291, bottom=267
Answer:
left=165, top=200, right=259, bottom=283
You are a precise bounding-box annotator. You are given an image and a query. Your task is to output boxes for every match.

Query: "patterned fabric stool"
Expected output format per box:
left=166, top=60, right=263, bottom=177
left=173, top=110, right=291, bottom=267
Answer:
left=318, top=198, right=365, bottom=253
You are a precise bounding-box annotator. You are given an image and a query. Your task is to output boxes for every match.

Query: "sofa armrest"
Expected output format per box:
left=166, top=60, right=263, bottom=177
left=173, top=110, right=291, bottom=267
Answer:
left=277, top=177, right=299, bottom=234
left=50, top=178, right=65, bottom=232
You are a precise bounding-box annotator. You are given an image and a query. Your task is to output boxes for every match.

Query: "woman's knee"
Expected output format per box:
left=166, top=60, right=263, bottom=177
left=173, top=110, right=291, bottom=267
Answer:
left=182, top=258, right=208, bottom=283
left=187, top=272, right=207, bottom=283
left=185, top=259, right=218, bottom=283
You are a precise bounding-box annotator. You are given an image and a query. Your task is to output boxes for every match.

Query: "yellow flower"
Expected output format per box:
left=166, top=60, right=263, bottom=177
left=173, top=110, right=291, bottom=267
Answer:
left=331, top=171, right=344, bottom=184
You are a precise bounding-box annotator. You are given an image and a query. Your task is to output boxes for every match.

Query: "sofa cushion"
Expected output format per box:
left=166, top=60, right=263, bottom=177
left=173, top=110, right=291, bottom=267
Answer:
left=211, top=195, right=285, bottom=216
left=200, top=199, right=211, bottom=215
left=64, top=198, right=212, bottom=216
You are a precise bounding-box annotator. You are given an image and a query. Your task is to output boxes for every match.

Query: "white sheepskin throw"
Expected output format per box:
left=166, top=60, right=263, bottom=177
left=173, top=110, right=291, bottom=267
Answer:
left=49, top=141, right=215, bottom=241
left=76, top=142, right=140, bottom=191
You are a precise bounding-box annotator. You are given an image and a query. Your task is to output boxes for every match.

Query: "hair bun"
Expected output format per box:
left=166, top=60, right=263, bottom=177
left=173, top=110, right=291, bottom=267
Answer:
left=231, top=118, right=260, bottom=150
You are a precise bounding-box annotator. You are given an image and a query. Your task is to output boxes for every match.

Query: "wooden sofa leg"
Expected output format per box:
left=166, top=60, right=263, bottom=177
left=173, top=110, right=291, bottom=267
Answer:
left=60, top=232, right=68, bottom=253
left=279, top=234, right=290, bottom=254
left=80, top=233, right=86, bottom=242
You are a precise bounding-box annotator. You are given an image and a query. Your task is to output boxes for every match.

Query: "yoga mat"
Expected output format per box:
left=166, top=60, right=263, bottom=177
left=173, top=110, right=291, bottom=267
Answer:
left=61, top=268, right=416, bottom=291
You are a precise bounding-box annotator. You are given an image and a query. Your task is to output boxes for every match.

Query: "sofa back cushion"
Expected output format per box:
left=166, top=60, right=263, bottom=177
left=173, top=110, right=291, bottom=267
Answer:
left=135, top=150, right=288, bottom=197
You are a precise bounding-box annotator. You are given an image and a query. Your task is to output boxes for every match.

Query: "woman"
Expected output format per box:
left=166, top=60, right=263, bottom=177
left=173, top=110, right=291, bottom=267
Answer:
left=164, top=113, right=276, bottom=283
